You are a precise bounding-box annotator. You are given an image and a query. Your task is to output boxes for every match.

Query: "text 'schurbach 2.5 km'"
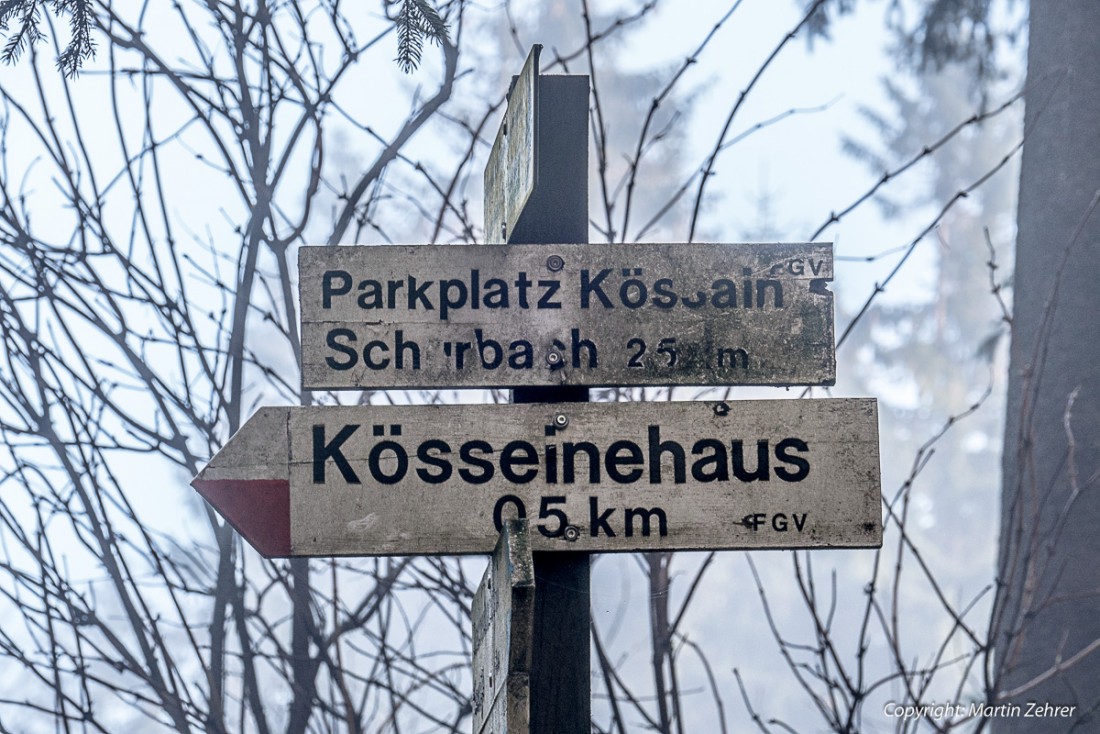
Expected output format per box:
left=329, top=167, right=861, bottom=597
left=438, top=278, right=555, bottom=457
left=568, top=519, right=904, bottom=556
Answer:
left=299, top=242, right=836, bottom=390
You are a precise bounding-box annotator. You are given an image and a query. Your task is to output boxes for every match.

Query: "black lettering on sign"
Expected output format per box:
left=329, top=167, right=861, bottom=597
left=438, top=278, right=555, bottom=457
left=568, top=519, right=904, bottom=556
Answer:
left=580, top=268, right=613, bottom=308
left=368, top=433, right=408, bottom=485
left=394, top=330, right=420, bottom=369
left=682, top=290, right=706, bottom=309
left=407, top=276, right=433, bottom=310
left=619, top=269, right=647, bottom=308
left=514, top=271, right=532, bottom=308
left=625, top=507, right=667, bottom=537
left=509, top=339, right=534, bottom=369
left=775, top=438, right=810, bottom=481
left=563, top=442, right=600, bottom=484
left=500, top=440, right=538, bottom=483
left=690, top=439, right=729, bottom=482
left=731, top=440, right=770, bottom=482
left=364, top=339, right=389, bottom=370
left=589, top=496, right=616, bottom=537
left=571, top=329, right=598, bottom=368
left=475, top=329, right=503, bottom=370
left=312, top=424, right=360, bottom=484
left=717, top=347, right=749, bottom=369
left=770, top=513, right=808, bottom=531
left=648, top=426, right=686, bottom=484
left=322, top=329, right=422, bottom=371
left=492, top=494, right=526, bottom=531
left=415, top=439, right=452, bottom=483
left=325, top=328, right=357, bottom=370
left=483, top=278, right=508, bottom=308
left=537, top=280, right=561, bottom=308
left=711, top=279, right=737, bottom=307
left=537, top=496, right=568, bottom=538
left=356, top=279, right=382, bottom=308
left=304, top=426, right=814, bottom=491
left=322, top=270, right=352, bottom=308
left=386, top=278, right=404, bottom=307
left=605, top=440, right=643, bottom=483
left=459, top=440, right=495, bottom=484
left=652, top=278, right=677, bottom=308
left=439, top=278, right=468, bottom=320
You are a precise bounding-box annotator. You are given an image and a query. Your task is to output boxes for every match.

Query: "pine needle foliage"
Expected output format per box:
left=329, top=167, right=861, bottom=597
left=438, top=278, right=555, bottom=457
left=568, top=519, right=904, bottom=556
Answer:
left=392, top=0, right=449, bottom=73
left=0, top=0, right=94, bottom=77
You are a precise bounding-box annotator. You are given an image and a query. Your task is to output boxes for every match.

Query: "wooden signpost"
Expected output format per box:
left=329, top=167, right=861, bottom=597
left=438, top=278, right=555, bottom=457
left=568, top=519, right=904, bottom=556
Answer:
left=192, top=44, right=883, bottom=734
left=299, top=242, right=836, bottom=390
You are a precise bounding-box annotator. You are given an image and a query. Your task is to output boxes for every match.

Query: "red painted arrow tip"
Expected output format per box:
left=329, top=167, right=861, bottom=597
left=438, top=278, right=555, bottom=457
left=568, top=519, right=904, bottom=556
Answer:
left=192, top=478, right=291, bottom=557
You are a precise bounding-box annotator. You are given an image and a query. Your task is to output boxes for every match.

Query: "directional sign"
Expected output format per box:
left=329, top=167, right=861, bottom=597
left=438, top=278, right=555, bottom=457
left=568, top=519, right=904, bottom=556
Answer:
left=191, top=399, right=880, bottom=557
left=472, top=520, right=534, bottom=734
left=484, top=44, right=541, bottom=245
left=299, top=242, right=836, bottom=391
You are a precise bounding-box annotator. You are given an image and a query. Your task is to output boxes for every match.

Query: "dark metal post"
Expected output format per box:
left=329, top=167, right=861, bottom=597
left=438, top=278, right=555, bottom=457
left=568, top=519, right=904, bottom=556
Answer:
left=514, top=72, right=591, bottom=734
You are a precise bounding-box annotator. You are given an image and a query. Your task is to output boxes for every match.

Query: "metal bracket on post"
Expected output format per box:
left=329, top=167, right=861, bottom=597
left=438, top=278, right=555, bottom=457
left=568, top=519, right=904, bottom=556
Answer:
left=472, top=519, right=535, bottom=734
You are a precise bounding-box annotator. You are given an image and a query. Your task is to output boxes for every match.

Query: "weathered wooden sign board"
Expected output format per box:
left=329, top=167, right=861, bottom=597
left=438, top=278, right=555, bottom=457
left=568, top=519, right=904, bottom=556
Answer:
left=191, top=398, right=880, bottom=557
left=298, top=242, right=835, bottom=391
left=484, top=45, right=540, bottom=246
left=472, top=520, right=534, bottom=734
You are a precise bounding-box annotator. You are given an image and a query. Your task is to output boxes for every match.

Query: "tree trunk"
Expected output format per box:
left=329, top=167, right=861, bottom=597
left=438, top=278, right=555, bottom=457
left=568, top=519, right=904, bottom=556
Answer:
left=996, top=1, right=1100, bottom=729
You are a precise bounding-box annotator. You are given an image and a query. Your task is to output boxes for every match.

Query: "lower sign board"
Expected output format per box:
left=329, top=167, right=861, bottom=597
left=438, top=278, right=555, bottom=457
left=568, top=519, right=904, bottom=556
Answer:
left=484, top=44, right=540, bottom=247
left=472, top=519, right=534, bottom=734
left=298, top=242, right=835, bottom=390
left=192, top=399, right=881, bottom=556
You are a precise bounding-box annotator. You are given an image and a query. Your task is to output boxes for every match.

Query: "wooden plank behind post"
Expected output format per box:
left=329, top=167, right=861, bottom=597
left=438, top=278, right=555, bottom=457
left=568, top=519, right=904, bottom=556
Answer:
left=472, top=519, right=535, bottom=734
left=485, top=45, right=591, bottom=733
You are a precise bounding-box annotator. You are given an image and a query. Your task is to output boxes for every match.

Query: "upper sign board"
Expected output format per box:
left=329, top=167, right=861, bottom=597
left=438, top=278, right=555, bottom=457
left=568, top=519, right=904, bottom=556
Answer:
left=299, top=242, right=835, bottom=390
left=191, top=398, right=880, bottom=557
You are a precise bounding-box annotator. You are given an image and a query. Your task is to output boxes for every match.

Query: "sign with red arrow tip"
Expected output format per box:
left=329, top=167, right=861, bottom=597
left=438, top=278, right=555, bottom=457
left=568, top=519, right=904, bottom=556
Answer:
left=193, top=399, right=881, bottom=557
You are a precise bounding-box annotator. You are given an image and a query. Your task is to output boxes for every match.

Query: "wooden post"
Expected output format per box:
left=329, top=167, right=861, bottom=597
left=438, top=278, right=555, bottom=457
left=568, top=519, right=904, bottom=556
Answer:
left=484, top=45, right=591, bottom=733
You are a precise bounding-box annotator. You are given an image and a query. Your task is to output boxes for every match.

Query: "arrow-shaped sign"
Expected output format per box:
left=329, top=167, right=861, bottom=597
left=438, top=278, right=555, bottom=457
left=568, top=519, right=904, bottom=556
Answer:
left=192, top=400, right=881, bottom=557
left=192, top=407, right=292, bottom=556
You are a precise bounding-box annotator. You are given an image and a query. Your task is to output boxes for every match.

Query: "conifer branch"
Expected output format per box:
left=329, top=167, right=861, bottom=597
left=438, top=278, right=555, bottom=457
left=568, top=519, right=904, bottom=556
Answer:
left=0, top=0, right=94, bottom=77
left=393, top=0, right=450, bottom=73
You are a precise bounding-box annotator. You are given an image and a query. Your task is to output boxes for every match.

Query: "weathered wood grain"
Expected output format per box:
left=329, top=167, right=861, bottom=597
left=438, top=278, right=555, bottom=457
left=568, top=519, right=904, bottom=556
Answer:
left=472, top=520, right=534, bottom=734
left=484, top=45, right=540, bottom=246
left=192, top=399, right=881, bottom=557
left=299, top=242, right=836, bottom=390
